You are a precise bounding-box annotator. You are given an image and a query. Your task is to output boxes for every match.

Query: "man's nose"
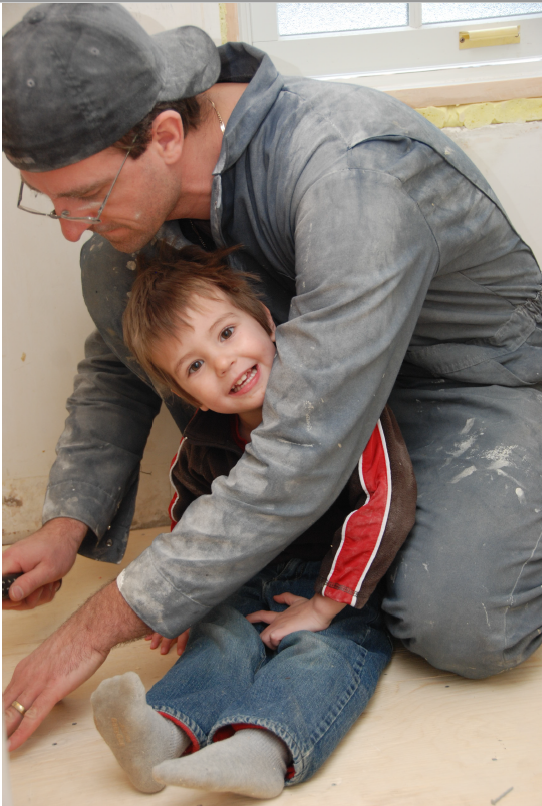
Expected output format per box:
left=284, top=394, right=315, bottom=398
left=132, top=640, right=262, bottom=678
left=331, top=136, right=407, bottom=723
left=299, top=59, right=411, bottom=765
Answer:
left=58, top=215, right=93, bottom=243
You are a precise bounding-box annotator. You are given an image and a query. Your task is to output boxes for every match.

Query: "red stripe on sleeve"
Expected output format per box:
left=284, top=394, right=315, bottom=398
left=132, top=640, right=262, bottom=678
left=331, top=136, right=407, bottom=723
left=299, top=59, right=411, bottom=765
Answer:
left=322, top=420, right=392, bottom=606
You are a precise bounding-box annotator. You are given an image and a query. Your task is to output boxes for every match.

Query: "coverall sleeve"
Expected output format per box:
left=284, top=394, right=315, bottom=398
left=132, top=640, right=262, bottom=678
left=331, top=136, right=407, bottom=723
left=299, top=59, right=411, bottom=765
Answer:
left=42, top=329, right=162, bottom=563
left=118, top=166, right=439, bottom=637
left=315, top=406, right=417, bottom=609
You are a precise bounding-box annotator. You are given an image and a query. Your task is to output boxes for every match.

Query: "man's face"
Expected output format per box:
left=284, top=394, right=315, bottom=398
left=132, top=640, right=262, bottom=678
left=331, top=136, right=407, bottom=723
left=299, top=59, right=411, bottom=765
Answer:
left=19, top=145, right=182, bottom=253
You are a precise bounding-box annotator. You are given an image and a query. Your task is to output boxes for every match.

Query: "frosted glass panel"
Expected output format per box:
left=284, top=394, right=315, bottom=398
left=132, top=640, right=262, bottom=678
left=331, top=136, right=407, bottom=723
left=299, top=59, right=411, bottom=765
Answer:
left=277, top=3, right=408, bottom=36
left=422, top=3, right=542, bottom=24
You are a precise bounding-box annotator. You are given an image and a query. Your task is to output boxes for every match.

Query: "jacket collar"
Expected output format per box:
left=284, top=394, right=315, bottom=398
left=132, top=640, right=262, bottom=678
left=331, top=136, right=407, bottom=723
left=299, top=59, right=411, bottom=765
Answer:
left=214, top=43, right=284, bottom=175
left=184, top=408, right=244, bottom=454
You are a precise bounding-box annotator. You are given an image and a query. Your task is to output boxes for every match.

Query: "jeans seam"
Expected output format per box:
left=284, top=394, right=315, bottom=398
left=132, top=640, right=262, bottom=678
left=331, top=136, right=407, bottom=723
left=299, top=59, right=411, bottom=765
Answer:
left=307, top=648, right=368, bottom=747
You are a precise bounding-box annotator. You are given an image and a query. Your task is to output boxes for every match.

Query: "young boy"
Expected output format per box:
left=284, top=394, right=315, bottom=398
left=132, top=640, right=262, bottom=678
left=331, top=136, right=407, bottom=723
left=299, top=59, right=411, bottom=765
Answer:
left=91, top=245, right=416, bottom=799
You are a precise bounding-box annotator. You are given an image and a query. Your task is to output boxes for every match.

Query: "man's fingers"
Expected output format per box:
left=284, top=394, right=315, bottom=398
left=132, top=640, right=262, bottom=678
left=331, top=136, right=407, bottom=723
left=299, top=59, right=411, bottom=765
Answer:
left=5, top=579, right=63, bottom=611
left=3, top=679, right=43, bottom=740
left=4, top=585, right=44, bottom=611
left=4, top=703, right=25, bottom=737
left=1, top=547, right=23, bottom=576
left=7, top=565, right=54, bottom=603
left=246, top=609, right=279, bottom=625
left=6, top=690, right=59, bottom=751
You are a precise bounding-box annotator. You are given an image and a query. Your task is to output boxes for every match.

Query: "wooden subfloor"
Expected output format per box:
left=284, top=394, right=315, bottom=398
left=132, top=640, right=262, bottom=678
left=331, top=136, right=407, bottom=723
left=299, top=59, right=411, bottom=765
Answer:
left=3, top=528, right=541, bottom=806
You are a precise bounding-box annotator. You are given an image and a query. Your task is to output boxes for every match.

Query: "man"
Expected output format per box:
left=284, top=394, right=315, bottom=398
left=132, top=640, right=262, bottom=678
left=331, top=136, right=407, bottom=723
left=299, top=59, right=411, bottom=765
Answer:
left=3, top=3, right=541, bottom=752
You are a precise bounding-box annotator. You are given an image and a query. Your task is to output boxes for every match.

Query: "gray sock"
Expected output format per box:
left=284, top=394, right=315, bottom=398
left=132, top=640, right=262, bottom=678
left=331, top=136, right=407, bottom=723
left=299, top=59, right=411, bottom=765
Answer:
left=153, top=727, right=290, bottom=799
left=91, top=671, right=189, bottom=794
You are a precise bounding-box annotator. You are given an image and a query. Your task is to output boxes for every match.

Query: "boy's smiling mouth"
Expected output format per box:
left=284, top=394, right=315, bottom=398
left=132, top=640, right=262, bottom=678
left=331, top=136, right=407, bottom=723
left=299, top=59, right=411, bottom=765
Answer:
left=230, top=365, right=258, bottom=394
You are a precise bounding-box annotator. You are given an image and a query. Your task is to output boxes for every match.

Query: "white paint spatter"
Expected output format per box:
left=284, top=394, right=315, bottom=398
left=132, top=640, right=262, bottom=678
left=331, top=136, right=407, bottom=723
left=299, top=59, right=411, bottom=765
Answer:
left=450, top=465, right=477, bottom=484
left=460, top=418, right=475, bottom=435
left=482, top=602, right=490, bottom=629
left=422, top=562, right=429, bottom=573
left=482, top=445, right=518, bottom=471
left=449, top=435, right=476, bottom=458
left=304, top=400, right=314, bottom=432
left=276, top=438, right=314, bottom=448
left=515, top=488, right=526, bottom=504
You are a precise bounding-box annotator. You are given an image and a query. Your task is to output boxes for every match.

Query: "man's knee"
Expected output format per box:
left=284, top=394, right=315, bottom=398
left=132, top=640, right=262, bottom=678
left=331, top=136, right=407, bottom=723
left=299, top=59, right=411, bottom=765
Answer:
left=386, top=616, right=509, bottom=680
left=383, top=567, right=540, bottom=679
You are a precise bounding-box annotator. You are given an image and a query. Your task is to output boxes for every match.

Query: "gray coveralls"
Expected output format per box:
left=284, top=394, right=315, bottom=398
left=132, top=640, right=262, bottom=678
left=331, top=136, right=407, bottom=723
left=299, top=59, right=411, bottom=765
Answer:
left=44, top=43, right=542, bottom=678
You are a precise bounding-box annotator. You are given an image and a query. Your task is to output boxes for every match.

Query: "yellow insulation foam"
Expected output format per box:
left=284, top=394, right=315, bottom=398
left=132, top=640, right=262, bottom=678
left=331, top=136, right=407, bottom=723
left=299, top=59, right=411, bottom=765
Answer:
left=416, top=97, right=542, bottom=129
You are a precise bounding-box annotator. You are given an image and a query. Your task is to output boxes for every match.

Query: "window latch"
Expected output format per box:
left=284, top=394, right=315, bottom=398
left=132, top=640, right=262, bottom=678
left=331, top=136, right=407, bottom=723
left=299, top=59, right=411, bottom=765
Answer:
left=459, top=26, right=520, bottom=49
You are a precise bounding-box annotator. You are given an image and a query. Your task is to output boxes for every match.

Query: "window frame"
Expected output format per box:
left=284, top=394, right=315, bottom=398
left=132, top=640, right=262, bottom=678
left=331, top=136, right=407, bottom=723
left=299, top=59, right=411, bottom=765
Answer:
left=238, top=3, right=542, bottom=91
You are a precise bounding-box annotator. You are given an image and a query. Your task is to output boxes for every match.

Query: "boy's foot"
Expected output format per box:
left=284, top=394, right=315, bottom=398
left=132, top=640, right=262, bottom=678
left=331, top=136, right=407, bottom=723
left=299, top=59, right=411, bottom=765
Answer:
left=153, top=727, right=290, bottom=799
left=91, top=671, right=189, bottom=793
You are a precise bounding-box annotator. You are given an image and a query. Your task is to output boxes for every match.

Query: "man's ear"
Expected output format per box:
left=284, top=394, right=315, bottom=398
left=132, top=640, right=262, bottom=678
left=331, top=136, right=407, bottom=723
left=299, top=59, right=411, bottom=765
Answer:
left=151, top=110, right=185, bottom=165
left=264, top=306, right=276, bottom=342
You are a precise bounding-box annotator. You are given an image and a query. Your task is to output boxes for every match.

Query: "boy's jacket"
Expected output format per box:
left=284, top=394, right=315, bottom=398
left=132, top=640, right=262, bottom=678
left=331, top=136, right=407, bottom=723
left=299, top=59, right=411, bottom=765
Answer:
left=168, top=405, right=416, bottom=609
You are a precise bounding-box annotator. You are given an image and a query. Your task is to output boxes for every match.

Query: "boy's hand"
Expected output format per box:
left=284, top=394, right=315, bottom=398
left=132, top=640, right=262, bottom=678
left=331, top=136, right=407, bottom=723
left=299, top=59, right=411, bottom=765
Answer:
left=246, top=592, right=346, bottom=650
left=144, top=630, right=190, bottom=656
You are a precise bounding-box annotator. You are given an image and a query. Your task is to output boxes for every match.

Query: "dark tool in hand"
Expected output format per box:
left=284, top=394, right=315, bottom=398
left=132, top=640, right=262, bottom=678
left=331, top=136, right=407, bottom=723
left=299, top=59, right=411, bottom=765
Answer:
left=2, top=572, right=23, bottom=600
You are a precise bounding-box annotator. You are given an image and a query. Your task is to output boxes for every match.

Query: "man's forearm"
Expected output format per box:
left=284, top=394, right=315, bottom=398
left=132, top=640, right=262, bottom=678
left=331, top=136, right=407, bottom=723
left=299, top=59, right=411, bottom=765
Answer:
left=3, top=580, right=149, bottom=750
left=73, top=580, right=150, bottom=652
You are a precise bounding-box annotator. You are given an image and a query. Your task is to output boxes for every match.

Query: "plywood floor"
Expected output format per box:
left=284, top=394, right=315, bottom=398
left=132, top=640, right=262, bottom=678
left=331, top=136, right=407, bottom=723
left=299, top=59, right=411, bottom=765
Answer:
left=3, top=528, right=541, bottom=806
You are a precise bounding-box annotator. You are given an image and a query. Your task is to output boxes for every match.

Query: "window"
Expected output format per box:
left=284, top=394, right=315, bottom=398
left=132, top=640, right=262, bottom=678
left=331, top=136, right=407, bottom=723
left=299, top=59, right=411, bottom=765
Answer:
left=238, top=2, right=542, bottom=90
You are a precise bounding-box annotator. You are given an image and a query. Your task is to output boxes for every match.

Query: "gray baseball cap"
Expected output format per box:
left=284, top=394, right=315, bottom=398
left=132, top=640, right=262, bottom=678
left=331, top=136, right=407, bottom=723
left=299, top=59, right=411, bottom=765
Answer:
left=2, top=3, right=221, bottom=172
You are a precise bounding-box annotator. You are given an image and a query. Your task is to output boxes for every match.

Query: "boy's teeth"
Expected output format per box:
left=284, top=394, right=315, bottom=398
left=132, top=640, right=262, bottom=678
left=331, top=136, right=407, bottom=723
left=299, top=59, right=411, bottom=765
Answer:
left=231, top=366, right=256, bottom=393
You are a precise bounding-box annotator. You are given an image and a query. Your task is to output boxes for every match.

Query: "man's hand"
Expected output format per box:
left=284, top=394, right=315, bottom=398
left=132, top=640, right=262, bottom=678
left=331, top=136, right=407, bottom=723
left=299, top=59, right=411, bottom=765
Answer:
left=3, top=580, right=149, bottom=750
left=246, top=592, right=346, bottom=650
left=144, top=629, right=190, bottom=656
left=2, top=518, right=87, bottom=610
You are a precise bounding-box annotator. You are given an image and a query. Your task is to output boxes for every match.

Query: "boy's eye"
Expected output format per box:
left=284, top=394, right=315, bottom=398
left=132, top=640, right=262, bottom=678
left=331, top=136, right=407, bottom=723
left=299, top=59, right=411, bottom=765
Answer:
left=188, top=360, right=204, bottom=375
left=221, top=327, right=234, bottom=341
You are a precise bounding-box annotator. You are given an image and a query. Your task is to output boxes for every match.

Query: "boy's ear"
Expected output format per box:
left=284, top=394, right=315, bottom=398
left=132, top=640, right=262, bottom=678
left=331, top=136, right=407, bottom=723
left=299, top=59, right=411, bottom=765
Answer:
left=264, top=306, right=276, bottom=342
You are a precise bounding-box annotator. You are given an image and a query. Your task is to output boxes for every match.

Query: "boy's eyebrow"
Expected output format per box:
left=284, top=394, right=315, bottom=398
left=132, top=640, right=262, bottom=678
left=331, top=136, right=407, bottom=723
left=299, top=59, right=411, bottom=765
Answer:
left=21, top=175, right=107, bottom=199
left=174, top=311, right=239, bottom=374
left=207, top=312, right=237, bottom=335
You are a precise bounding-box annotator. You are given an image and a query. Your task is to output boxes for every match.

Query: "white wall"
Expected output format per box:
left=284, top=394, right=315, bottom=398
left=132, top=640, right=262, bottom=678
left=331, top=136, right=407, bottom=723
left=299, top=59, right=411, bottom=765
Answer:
left=2, top=5, right=541, bottom=541
left=445, top=122, right=542, bottom=264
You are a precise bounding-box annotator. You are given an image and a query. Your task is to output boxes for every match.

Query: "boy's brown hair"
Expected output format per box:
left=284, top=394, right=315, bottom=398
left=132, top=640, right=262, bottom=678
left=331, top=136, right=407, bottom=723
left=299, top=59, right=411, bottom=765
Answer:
left=123, top=244, right=273, bottom=406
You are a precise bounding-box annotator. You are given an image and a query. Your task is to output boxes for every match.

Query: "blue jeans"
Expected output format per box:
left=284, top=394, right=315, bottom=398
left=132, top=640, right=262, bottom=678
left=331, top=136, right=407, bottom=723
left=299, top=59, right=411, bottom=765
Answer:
left=146, top=559, right=392, bottom=785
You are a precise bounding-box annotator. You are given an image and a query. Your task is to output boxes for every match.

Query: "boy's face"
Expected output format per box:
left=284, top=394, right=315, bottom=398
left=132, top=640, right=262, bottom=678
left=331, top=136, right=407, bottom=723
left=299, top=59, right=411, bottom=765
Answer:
left=154, top=292, right=276, bottom=420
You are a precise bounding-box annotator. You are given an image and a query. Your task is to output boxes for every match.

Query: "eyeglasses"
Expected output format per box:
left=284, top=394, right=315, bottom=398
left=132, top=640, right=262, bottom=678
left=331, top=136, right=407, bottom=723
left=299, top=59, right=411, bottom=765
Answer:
left=17, top=146, right=133, bottom=224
